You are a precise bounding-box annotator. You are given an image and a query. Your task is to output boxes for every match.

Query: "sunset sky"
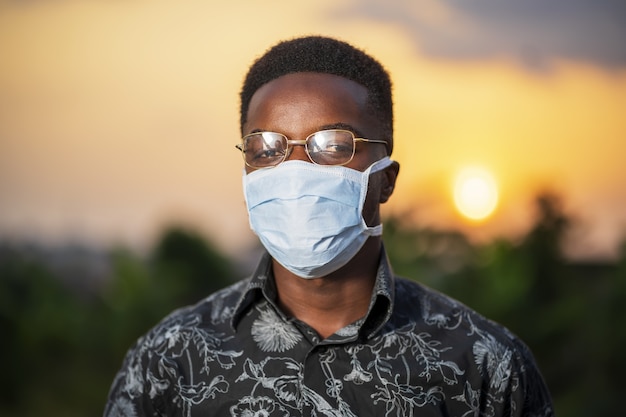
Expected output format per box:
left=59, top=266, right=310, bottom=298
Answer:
left=1, top=0, right=625, bottom=260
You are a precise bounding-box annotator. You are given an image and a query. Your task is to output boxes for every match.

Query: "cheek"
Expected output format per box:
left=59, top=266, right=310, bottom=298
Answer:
left=362, top=173, right=383, bottom=225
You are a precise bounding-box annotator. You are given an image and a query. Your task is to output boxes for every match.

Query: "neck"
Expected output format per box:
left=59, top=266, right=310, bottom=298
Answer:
left=272, top=237, right=381, bottom=340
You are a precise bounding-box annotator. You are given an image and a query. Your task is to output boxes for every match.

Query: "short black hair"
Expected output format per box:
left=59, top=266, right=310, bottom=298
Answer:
left=240, top=36, right=393, bottom=152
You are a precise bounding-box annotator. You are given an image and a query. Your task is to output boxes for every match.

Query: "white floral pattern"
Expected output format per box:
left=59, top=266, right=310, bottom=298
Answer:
left=104, top=252, right=553, bottom=417
left=106, top=397, right=138, bottom=417
left=230, top=396, right=289, bottom=417
left=473, top=335, right=514, bottom=394
left=251, top=306, right=302, bottom=352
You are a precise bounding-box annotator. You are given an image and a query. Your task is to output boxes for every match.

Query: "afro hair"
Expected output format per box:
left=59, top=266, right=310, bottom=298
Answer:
left=239, top=36, right=393, bottom=151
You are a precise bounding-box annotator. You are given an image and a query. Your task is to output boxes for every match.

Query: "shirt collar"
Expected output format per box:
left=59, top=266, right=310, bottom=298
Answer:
left=361, top=246, right=395, bottom=338
left=231, top=251, right=272, bottom=329
left=231, top=246, right=395, bottom=340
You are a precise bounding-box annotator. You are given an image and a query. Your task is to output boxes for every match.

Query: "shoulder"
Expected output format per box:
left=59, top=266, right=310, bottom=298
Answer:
left=112, top=279, right=250, bottom=381
left=388, top=276, right=553, bottom=413
left=122, top=278, right=250, bottom=361
left=104, top=279, right=252, bottom=415
left=151, top=278, right=249, bottom=338
left=391, top=276, right=532, bottom=357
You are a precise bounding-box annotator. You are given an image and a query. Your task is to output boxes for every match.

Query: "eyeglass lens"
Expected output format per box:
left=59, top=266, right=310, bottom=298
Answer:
left=243, top=132, right=287, bottom=167
left=243, top=130, right=356, bottom=167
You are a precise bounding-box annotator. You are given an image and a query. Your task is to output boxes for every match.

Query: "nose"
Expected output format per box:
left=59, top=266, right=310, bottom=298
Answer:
left=285, top=142, right=311, bottom=163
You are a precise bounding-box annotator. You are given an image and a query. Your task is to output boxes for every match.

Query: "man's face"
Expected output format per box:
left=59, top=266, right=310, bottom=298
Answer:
left=243, top=72, right=398, bottom=227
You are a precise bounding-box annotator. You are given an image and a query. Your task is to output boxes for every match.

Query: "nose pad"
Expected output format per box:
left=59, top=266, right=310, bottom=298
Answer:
left=286, top=144, right=310, bottom=162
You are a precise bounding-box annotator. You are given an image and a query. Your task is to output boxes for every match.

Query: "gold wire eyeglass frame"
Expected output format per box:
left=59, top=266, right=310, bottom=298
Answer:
left=235, top=129, right=389, bottom=168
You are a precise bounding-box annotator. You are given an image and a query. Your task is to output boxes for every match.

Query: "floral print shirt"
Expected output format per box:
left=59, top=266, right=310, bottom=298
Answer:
left=104, top=250, right=554, bottom=417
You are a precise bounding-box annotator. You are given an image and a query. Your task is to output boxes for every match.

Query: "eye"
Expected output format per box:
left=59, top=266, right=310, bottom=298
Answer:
left=324, top=142, right=352, bottom=153
left=249, top=147, right=284, bottom=162
left=310, top=131, right=353, bottom=156
left=243, top=132, right=287, bottom=166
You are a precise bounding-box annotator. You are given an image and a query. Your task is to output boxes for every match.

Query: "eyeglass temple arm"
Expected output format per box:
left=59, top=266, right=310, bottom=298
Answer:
left=356, top=138, right=390, bottom=152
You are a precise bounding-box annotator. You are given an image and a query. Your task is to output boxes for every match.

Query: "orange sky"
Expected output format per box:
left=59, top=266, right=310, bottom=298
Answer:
left=1, top=0, right=625, bottom=260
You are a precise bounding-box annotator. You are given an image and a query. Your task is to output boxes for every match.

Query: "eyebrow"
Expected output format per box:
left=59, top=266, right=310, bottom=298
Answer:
left=246, top=123, right=365, bottom=138
left=317, top=123, right=364, bottom=137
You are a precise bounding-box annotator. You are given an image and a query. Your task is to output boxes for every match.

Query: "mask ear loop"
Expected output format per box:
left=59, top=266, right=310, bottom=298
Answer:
left=358, top=157, right=393, bottom=236
left=369, top=156, right=393, bottom=174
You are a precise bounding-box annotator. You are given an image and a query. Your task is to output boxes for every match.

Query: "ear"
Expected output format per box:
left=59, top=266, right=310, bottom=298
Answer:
left=379, top=161, right=400, bottom=203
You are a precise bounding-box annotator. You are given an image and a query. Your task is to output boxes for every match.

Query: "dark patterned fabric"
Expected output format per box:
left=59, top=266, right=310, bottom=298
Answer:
left=104, top=249, right=553, bottom=417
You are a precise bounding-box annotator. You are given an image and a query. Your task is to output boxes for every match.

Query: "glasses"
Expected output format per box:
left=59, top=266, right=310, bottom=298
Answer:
left=236, top=129, right=388, bottom=168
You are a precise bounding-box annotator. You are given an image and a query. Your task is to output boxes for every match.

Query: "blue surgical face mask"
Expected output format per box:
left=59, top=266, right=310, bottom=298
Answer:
left=242, top=157, right=393, bottom=279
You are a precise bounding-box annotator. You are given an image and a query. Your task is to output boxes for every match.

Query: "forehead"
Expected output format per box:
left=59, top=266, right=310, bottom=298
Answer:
left=244, top=72, right=375, bottom=136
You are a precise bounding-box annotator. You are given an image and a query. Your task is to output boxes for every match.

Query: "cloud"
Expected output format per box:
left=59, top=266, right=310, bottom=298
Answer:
left=332, top=0, right=626, bottom=71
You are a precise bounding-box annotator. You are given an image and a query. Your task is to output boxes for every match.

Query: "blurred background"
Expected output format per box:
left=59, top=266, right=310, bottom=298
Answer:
left=1, top=0, right=625, bottom=416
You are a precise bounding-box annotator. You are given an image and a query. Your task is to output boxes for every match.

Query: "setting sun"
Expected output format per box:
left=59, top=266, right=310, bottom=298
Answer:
left=453, top=167, right=499, bottom=221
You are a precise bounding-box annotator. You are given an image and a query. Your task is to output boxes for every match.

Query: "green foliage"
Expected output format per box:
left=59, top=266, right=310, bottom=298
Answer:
left=385, top=193, right=626, bottom=416
left=150, top=227, right=234, bottom=307
left=1, top=197, right=625, bottom=416
left=0, top=227, right=238, bottom=417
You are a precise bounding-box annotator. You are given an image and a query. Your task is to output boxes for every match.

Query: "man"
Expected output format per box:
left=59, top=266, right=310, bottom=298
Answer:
left=104, top=36, right=553, bottom=416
